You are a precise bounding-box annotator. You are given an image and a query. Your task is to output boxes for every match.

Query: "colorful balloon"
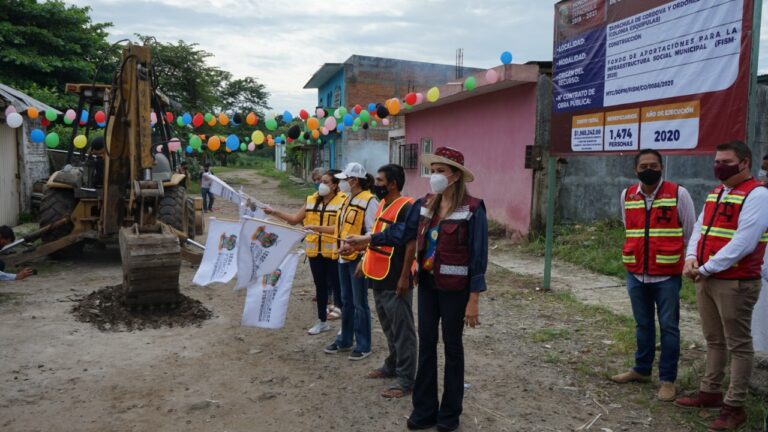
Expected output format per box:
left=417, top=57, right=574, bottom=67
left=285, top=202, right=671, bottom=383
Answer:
left=464, top=76, right=477, bottom=91
left=388, top=99, right=401, bottom=116
left=316, top=108, right=325, bottom=119
left=248, top=142, right=256, bottom=151
left=45, top=132, right=60, bottom=148
left=500, top=51, right=513, bottom=65
left=299, top=109, right=309, bottom=120
left=30, top=128, right=45, bottom=143
left=287, top=125, right=301, bottom=140
left=185, top=145, right=193, bottom=154
left=208, top=136, right=221, bottom=151
left=282, top=110, right=293, bottom=123
left=73, top=135, right=88, bottom=149
left=218, top=112, right=230, bottom=126
left=252, top=130, right=265, bottom=144
left=404, top=93, right=417, bottom=106
left=265, top=118, right=278, bottom=131
left=166, top=112, right=174, bottom=122
left=427, top=87, right=440, bottom=102
left=246, top=112, right=257, bottom=126
left=169, top=138, right=183, bottom=152
left=486, top=68, right=499, bottom=84
left=150, top=111, right=157, bottom=126
left=182, top=112, right=192, bottom=125
left=79, top=110, right=89, bottom=124
left=307, top=117, right=319, bottom=131
left=156, top=144, right=164, bottom=153
left=192, top=113, right=204, bottom=127
left=26, top=107, right=39, bottom=119
left=359, top=110, right=371, bottom=123
left=6, top=112, right=23, bottom=128
left=324, top=117, right=337, bottom=131
left=95, top=111, right=106, bottom=123
left=226, top=134, right=240, bottom=151
left=4, top=105, right=16, bottom=116
left=45, top=110, right=57, bottom=121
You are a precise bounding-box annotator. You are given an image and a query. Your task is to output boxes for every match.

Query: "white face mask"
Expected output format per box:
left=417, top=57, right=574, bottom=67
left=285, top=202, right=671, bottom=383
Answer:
left=429, top=173, right=449, bottom=194
left=759, top=169, right=768, bottom=182
left=339, top=180, right=351, bottom=193
left=318, top=183, right=331, bottom=197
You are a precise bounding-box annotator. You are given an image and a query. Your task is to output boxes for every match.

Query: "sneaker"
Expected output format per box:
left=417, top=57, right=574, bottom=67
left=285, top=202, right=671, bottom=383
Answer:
left=308, top=321, right=331, bottom=335
left=708, top=404, right=747, bottom=430
left=348, top=351, right=371, bottom=361
left=674, top=391, right=723, bottom=409
left=657, top=381, right=676, bottom=401
left=327, top=306, right=341, bottom=321
left=324, top=342, right=352, bottom=354
left=610, top=370, right=651, bottom=383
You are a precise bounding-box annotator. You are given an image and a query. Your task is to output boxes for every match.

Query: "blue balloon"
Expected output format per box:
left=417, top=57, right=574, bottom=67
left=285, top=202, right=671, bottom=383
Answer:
left=185, top=145, right=193, bottom=154
left=97, top=121, right=106, bottom=128
left=80, top=110, right=89, bottom=123
left=30, top=128, right=45, bottom=143
left=226, top=134, right=240, bottom=150
left=282, top=110, right=293, bottom=123
left=343, top=113, right=354, bottom=126
left=337, top=123, right=345, bottom=132
left=182, top=112, right=192, bottom=125
left=367, top=103, right=376, bottom=112
left=500, top=51, right=513, bottom=65
left=275, top=136, right=282, bottom=144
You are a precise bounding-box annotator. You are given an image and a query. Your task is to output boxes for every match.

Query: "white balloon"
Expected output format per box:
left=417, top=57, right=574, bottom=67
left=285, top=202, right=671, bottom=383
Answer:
left=6, top=112, right=23, bottom=128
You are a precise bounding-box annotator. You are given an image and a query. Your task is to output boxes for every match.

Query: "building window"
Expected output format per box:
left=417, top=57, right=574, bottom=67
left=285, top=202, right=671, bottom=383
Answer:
left=399, top=143, right=418, bottom=169
left=420, top=138, right=432, bottom=177
left=332, top=86, right=341, bottom=108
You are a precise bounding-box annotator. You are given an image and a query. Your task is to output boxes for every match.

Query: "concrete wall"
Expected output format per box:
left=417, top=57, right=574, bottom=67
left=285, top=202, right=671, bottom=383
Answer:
left=404, top=84, right=539, bottom=238
left=317, top=69, right=344, bottom=108
left=19, top=118, right=49, bottom=213
left=556, top=83, right=768, bottom=223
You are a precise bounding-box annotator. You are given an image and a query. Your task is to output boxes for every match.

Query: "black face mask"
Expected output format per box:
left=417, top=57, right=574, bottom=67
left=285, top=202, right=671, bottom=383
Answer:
left=372, top=184, right=389, bottom=200
left=637, top=169, right=662, bottom=186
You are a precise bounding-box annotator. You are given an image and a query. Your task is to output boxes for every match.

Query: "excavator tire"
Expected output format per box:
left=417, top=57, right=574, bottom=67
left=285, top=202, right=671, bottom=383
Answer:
left=39, top=188, right=84, bottom=259
left=158, top=186, right=185, bottom=233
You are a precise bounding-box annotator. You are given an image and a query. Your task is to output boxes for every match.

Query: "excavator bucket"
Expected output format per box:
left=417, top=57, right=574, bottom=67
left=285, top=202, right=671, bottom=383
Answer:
left=119, top=223, right=181, bottom=306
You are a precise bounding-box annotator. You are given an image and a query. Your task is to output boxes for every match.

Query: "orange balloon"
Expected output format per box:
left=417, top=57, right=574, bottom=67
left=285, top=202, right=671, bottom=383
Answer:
left=207, top=136, right=221, bottom=151
left=246, top=112, right=257, bottom=126
left=307, top=117, right=319, bottom=131
left=267, top=139, right=275, bottom=147
left=27, top=107, right=39, bottom=119
left=207, top=118, right=217, bottom=127
left=311, top=129, right=320, bottom=139
left=218, top=113, right=229, bottom=126
left=388, top=99, right=401, bottom=115
left=225, top=146, right=231, bottom=153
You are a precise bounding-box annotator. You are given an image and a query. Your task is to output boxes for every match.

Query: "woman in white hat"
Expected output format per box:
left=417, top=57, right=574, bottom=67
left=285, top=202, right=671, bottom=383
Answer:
left=345, top=147, right=488, bottom=431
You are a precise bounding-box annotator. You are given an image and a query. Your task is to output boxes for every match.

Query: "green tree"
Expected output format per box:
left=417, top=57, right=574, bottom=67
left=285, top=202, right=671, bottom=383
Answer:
left=0, top=0, right=117, bottom=107
left=218, top=77, right=270, bottom=117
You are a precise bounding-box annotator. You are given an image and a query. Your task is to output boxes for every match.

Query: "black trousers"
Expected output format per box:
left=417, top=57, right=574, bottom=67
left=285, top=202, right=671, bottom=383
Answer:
left=307, top=256, right=339, bottom=322
left=410, top=274, right=469, bottom=429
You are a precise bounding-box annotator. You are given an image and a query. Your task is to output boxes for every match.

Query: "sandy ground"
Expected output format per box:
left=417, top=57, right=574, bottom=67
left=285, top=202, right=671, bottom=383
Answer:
left=0, top=169, right=698, bottom=432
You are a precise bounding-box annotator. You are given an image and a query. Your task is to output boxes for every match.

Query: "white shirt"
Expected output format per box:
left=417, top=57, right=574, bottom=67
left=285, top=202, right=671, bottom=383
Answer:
left=0, top=270, right=16, bottom=281
left=621, top=181, right=697, bottom=283
left=686, top=184, right=768, bottom=277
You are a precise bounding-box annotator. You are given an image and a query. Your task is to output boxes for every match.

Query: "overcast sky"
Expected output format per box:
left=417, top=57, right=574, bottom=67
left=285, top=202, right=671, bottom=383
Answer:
left=68, top=0, right=768, bottom=114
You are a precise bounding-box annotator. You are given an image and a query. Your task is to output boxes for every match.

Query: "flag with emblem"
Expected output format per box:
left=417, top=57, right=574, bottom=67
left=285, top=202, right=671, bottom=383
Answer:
left=241, top=252, right=300, bottom=329
left=235, top=217, right=305, bottom=290
left=193, top=218, right=242, bottom=286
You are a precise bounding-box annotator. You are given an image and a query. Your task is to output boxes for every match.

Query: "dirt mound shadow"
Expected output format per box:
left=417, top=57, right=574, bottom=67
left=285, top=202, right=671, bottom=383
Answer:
left=72, top=285, right=213, bottom=332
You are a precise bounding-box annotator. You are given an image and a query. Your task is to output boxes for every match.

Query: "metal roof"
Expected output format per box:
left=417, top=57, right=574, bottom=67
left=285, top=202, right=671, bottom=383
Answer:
left=303, top=63, right=344, bottom=89
left=0, top=83, right=61, bottom=115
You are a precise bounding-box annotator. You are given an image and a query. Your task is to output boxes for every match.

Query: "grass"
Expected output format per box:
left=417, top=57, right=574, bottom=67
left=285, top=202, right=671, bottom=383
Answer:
left=525, top=219, right=697, bottom=305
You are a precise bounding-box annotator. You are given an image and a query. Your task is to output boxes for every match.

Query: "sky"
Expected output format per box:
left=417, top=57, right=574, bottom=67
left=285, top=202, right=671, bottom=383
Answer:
left=68, top=0, right=768, bottom=114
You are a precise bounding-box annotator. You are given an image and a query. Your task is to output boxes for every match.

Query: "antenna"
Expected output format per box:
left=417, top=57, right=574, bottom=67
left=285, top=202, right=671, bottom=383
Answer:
left=455, top=48, right=464, bottom=79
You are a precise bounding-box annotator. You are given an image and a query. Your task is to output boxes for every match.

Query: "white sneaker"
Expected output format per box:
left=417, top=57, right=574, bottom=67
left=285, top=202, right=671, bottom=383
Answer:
left=308, top=321, right=331, bottom=335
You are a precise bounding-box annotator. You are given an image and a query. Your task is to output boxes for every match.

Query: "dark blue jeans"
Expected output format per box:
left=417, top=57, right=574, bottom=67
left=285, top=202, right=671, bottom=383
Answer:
left=308, top=257, right=339, bottom=322
left=410, top=274, right=469, bottom=430
left=626, top=274, right=681, bottom=382
left=336, top=259, right=371, bottom=353
left=201, top=188, right=214, bottom=211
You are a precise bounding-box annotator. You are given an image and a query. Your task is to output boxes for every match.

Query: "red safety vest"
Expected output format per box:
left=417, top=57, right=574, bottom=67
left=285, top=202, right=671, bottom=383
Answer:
left=416, top=194, right=483, bottom=291
left=361, top=196, right=414, bottom=280
left=622, top=181, right=685, bottom=276
left=697, top=178, right=768, bottom=280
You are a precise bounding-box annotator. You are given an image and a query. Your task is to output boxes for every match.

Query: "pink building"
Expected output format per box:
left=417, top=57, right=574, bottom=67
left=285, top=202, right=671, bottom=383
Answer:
left=399, top=63, right=551, bottom=239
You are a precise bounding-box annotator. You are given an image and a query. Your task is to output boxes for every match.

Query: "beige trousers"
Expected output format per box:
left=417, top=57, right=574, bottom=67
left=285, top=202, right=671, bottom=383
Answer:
left=696, top=278, right=761, bottom=406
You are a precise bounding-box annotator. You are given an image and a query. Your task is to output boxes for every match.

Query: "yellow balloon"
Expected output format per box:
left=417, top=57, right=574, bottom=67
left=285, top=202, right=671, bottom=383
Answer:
left=427, top=87, right=440, bottom=103
left=388, top=98, right=401, bottom=115
left=251, top=130, right=265, bottom=144
left=73, top=134, right=88, bottom=149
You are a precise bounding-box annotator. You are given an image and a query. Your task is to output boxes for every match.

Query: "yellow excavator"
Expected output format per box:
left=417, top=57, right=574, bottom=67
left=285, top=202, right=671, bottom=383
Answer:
left=2, top=43, right=203, bottom=305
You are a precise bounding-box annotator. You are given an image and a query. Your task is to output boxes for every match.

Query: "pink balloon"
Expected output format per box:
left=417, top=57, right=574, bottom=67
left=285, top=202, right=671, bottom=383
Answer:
left=316, top=108, right=325, bottom=118
left=4, top=105, right=17, bottom=116
left=247, top=143, right=256, bottom=151
left=320, top=127, right=329, bottom=136
left=382, top=118, right=390, bottom=126
left=150, top=112, right=158, bottom=125
left=64, top=109, right=77, bottom=121
left=168, top=138, right=181, bottom=152
left=156, top=145, right=164, bottom=153
left=415, top=93, right=424, bottom=105
left=324, top=116, right=337, bottom=131
left=485, top=68, right=499, bottom=84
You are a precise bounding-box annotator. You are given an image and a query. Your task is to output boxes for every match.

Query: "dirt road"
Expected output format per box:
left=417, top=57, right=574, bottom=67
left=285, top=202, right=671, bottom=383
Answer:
left=0, top=169, right=694, bottom=431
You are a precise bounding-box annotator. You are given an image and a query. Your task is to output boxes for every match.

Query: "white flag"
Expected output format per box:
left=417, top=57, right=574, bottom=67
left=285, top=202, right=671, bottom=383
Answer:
left=239, top=198, right=267, bottom=220
left=207, top=173, right=242, bottom=205
left=235, top=218, right=305, bottom=290
left=192, top=218, right=242, bottom=286
left=241, top=252, right=300, bottom=329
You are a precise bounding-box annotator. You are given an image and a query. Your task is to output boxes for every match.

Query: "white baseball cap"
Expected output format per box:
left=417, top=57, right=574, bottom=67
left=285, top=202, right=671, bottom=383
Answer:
left=335, top=162, right=367, bottom=179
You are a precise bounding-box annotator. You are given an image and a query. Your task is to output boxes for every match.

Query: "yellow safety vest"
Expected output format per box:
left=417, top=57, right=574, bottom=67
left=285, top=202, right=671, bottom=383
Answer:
left=337, top=190, right=376, bottom=261
left=304, top=192, right=347, bottom=259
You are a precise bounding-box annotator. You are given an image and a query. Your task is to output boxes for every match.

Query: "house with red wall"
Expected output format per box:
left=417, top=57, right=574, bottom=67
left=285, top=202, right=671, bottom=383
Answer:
left=399, top=63, right=552, bottom=240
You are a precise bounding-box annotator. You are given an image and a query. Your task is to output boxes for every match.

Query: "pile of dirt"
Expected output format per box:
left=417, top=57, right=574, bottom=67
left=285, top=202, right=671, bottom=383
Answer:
left=71, top=285, right=213, bottom=332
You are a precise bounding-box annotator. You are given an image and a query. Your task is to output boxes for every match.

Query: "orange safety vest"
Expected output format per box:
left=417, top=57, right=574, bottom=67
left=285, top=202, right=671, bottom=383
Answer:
left=362, top=196, right=414, bottom=280
left=622, top=181, right=685, bottom=276
left=697, top=178, right=768, bottom=280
